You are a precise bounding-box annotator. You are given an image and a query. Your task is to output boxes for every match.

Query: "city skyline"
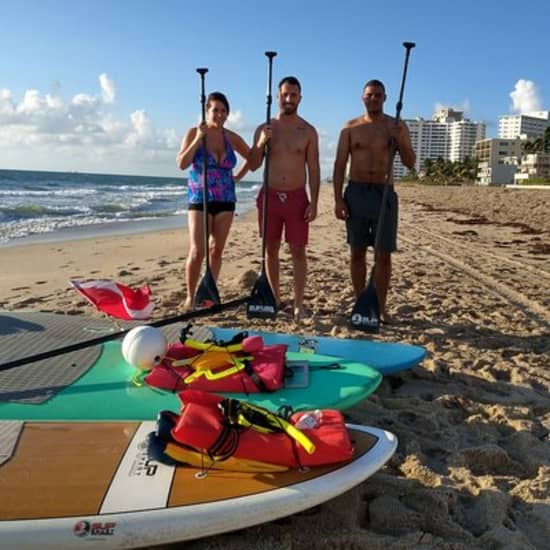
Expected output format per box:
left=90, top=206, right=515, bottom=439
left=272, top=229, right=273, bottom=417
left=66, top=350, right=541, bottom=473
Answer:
left=1, top=0, right=549, bottom=179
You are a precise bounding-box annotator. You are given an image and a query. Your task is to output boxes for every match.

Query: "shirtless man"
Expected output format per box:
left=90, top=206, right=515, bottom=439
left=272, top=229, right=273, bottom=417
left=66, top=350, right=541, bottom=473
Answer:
left=248, top=76, right=320, bottom=320
left=333, top=79, right=415, bottom=322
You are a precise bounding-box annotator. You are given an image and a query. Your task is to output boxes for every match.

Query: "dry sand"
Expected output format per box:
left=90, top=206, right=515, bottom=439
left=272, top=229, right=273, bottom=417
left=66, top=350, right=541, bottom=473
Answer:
left=1, top=184, right=549, bottom=549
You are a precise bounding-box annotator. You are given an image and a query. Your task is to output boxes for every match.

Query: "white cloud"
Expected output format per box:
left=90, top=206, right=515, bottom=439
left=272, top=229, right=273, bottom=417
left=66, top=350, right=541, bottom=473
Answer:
left=510, top=79, right=542, bottom=113
left=318, top=129, right=337, bottom=180
left=99, top=73, right=116, bottom=104
left=0, top=73, right=180, bottom=174
left=226, top=109, right=247, bottom=131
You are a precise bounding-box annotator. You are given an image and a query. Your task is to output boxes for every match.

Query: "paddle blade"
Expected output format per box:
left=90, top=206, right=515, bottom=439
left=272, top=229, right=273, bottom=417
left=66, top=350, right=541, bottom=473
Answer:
left=349, top=271, right=380, bottom=332
left=194, top=270, right=220, bottom=310
left=246, top=272, right=277, bottom=319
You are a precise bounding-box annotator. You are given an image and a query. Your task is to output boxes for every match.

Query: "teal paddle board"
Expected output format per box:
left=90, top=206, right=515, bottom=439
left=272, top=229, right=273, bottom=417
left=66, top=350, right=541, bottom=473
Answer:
left=210, top=326, right=426, bottom=375
left=0, top=341, right=382, bottom=421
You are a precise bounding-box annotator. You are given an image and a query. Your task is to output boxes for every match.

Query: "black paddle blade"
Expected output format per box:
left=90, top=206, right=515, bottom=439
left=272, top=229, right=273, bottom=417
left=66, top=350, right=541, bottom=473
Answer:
left=194, top=269, right=220, bottom=310
left=246, top=272, right=277, bottom=319
left=349, top=271, right=380, bottom=332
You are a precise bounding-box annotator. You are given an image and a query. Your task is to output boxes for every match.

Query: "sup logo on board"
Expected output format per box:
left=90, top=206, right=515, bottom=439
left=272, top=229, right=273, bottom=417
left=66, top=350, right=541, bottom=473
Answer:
left=129, top=439, right=159, bottom=477
left=73, top=520, right=117, bottom=537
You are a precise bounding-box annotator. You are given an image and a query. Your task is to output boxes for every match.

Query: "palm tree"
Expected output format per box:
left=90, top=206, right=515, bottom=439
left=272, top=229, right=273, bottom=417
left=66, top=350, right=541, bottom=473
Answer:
left=544, top=127, right=550, bottom=153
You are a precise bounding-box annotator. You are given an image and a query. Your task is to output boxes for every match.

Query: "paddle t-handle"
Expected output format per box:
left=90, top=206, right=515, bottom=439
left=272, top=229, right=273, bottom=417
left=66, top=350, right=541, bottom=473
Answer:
left=394, top=42, right=415, bottom=122
left=264, top=51, right=277, bottom=122
left=196, top=68, right=208, bottom=123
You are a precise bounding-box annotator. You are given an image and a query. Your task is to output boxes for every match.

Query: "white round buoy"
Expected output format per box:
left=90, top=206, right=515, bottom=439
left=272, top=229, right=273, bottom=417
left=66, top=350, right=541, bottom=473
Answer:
left=122, top=326, right=167, bottom=371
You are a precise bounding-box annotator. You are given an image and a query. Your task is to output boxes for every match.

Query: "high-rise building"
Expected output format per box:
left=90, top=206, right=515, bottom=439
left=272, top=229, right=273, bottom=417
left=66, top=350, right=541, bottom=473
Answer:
left=393, top=109, right=486, bottom=178
left=498, top=111, right=550, bottom=140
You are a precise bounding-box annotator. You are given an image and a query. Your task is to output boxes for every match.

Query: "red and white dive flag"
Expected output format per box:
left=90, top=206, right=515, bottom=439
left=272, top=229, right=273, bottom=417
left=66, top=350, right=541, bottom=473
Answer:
left=70, top=280, right=155, bottom=320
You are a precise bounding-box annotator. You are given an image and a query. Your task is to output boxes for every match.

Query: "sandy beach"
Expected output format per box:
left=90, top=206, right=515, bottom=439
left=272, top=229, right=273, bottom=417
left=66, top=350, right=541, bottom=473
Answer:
left=1, top=184, right=549, bottom=549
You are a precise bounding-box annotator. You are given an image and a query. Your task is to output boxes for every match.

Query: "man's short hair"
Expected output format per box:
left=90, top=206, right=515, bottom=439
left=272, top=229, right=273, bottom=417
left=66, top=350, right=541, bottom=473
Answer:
left=363, top=79, right=386, bottom=93
left=278, top=76, right=302, bottom=92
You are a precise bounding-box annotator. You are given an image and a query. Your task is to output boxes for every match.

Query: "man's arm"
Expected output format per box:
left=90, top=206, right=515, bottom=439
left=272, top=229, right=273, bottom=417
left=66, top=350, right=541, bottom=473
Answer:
left=247, top=124, right=269, bottom=171
left=305, top=126, right=320, bottom=222
left=333, top=127, right=350, bottom=219
left=394, top=120, right=416, bottom=169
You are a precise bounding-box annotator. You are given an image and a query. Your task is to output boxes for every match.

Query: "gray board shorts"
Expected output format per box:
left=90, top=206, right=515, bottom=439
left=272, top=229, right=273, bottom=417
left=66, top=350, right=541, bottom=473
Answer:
left=344, top=181, right=398, bottom=252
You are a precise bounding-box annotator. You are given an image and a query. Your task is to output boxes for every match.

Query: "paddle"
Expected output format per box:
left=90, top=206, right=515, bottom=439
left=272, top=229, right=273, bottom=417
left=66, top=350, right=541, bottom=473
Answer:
left=247, top=51, right=279, bottom=319
left=0, top=296, right=248, bottom=372
left=194, top=67, right=221, bottom=309
left=350, top=41, right=416, bottom=332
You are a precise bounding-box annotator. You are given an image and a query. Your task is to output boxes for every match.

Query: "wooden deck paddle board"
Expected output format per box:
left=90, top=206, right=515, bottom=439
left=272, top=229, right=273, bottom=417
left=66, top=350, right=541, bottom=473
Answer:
left=0, top=421, right=397, bottom=549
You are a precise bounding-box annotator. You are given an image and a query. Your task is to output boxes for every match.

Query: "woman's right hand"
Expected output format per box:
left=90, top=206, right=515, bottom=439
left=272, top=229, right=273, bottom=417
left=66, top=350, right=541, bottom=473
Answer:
left=196, top=122, right=208, bottom=141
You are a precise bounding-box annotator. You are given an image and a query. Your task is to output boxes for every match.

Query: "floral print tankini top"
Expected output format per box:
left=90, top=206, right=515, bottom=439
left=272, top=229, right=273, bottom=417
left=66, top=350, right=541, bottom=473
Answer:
left=187, top=132, right=237, bottom=204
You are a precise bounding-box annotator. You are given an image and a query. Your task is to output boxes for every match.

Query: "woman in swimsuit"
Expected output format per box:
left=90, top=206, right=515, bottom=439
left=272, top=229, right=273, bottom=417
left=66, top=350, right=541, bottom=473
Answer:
left=177, top=92, right=250, bottom=309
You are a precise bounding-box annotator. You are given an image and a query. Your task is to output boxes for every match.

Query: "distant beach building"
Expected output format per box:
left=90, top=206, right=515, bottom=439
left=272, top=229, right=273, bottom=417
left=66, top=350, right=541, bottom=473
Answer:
left=475, top=111, right=550, bottom=185
left=474, top=138, right=522, bottom=185
left=394, top=108, right=486, bottom=179
left=514, top=152, right=550, bottom=184
left=498, top=111, right=550, bottom=140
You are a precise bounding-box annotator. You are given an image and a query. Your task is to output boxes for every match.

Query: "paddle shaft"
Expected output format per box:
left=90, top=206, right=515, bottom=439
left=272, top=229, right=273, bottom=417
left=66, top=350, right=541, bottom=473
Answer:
left=373, top=42, right=415, bottom=252
left=260, top=51, right=277, bottom=266
left=0, top=296, right=248, bottom=372
left=197, top=68, right=210, bottom=271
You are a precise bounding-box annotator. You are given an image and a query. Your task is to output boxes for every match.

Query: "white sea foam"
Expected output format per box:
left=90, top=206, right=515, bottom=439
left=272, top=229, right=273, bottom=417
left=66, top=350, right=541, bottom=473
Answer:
left=0, top=169, right=259, bottom=244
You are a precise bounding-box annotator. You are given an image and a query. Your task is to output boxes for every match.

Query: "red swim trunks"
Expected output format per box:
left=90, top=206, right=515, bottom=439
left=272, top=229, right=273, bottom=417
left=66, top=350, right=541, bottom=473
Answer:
left=256, top=187, right=309, bottom=246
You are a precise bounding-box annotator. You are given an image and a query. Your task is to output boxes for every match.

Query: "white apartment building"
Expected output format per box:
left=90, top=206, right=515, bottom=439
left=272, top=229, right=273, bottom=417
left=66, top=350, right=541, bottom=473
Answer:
left=394, top=108, right=486, bottom=179
left=474, top=138, right=522, bottom=185
left=514, top=152, right=550, bottom=183
left=498, top=111, right=550, bottom=140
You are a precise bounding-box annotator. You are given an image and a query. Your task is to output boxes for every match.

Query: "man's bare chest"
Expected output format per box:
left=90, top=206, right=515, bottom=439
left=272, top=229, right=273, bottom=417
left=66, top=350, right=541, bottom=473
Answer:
left=272, top=126, right=309, bottom=155
left=350, top=126, right=390, bottom=151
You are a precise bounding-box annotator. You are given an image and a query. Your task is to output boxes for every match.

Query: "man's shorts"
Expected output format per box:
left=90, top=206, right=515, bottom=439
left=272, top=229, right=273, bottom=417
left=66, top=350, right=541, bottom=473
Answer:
left=344, top=181, right=398, bottom=252
left=256, top=187, right=309, bottom=246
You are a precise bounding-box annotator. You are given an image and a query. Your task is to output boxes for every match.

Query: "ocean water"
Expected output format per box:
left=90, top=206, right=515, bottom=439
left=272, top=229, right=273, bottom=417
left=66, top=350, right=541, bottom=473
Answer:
left=0, top=169, right=260, bottom=246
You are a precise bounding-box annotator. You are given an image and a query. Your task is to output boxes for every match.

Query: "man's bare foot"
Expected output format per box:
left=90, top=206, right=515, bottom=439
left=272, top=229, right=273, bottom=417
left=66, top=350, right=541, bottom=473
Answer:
left=293, top=307, right=312, bottom=322
left=380, top=312, right=396, bottom=325
left=183, top=298, right=194, bottom=312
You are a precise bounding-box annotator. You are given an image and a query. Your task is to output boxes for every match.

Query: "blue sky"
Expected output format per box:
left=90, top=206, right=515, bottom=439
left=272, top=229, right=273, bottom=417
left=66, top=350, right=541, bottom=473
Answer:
left=1, top=0, right=548, bottom=178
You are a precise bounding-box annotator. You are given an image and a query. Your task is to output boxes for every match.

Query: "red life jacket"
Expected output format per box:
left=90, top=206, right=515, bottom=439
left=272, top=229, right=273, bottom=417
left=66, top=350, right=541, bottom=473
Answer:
left=149, top=390, right=354, bottom=471
left=144, top=342, right=287, bottom=393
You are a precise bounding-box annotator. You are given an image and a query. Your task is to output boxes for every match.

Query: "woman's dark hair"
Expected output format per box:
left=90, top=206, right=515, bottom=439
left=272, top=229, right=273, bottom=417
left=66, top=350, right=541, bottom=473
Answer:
left=207, top=92, right=230, bottom=114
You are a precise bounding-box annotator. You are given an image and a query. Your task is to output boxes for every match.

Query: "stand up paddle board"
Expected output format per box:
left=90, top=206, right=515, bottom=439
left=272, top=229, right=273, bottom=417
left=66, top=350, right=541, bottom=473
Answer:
left=0, top=312, right=425, bottom=421
left=0, top=420, right=397, bottom=549
left=208, top=326, right=426, bottom=375
left=0, top=342, right=382, bottom=420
